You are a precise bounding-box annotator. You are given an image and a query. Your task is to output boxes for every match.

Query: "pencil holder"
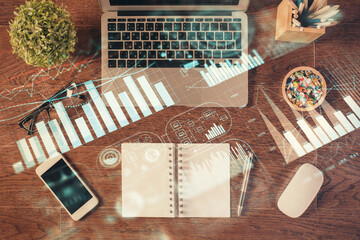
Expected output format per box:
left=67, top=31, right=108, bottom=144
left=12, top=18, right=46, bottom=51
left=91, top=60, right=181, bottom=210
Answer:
left=275, top=0, right=326, bottom=43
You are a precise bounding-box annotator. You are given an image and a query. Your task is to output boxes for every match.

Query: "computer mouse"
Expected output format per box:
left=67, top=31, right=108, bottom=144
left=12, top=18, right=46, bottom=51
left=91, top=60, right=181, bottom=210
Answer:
left=277, top=163, right=324, bottom=218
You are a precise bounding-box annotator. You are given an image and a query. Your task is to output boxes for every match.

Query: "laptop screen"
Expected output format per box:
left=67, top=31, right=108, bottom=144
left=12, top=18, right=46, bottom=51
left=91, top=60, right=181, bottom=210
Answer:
left=109, top=0, right=239, bottom=5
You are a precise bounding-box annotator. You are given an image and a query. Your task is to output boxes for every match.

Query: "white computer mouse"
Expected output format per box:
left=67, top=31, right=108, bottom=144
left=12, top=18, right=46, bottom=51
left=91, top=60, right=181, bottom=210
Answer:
left=277, top=163, right=324, bottom=218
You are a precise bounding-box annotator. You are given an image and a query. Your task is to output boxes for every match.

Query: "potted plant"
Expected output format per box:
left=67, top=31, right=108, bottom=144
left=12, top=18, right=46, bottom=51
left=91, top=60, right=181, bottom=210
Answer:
left=9, top=0, right=77, bottom=68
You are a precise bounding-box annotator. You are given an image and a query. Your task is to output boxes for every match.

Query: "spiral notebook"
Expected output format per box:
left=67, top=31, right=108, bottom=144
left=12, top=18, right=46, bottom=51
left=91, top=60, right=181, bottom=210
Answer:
left=121, top=143, right=230, bottom=218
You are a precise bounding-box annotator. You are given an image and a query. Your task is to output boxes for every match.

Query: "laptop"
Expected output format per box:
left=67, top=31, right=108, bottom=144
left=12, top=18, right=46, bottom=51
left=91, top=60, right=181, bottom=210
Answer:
left=99, top=0, right=250, bottom=108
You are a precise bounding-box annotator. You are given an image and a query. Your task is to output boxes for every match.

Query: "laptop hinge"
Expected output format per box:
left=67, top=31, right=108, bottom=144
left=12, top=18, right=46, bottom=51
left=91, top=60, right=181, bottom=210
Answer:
left=117, top=11, right=233, bottom=16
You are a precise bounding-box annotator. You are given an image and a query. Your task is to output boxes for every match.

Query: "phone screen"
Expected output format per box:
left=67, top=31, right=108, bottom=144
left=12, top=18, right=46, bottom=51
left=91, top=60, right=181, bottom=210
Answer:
left=41, top=159, right=93, bottom=214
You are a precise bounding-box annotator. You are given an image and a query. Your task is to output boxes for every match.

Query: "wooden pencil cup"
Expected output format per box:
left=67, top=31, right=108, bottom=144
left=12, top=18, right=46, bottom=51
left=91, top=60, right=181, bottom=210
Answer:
left=275, top=0, right=326, bottom=43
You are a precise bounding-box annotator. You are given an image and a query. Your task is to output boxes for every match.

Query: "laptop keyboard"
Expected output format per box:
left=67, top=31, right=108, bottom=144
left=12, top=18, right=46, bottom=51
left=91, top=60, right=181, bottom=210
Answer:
left=107, top=17, right=242, bottom=68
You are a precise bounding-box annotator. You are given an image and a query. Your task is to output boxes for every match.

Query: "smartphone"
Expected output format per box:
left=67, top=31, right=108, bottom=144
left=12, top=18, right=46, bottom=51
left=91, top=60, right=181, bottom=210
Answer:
left=36, top=153, right=99, bottom=220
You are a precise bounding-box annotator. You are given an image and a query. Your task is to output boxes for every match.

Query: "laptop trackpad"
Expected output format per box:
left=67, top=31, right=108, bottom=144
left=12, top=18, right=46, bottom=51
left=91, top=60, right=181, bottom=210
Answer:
left=101, top=66, right=248, bottom=108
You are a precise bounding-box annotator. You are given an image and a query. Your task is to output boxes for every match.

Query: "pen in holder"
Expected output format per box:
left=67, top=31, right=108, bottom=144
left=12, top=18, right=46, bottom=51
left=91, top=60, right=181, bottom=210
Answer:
left=275, top=0, right=336, bottom=43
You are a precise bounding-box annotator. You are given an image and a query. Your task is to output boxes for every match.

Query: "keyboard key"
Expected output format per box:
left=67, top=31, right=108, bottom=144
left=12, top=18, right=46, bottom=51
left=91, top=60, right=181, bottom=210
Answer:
left=162, top=41, right=170, bottom=49
left=120, top=51, right=128, bottom=59
left=141, top=32, right=149, bottom=40
left=139, top=51, right=147, bottom=59
left=234, top=32, right=241, bottom=40
left=215, top=32, right=223, bottom=40
left=127, top=23, right=135, bottom=31
left=220, top=23, right=228, bottom=31
left=169, top=32, right=177, bottom=40
left=185, top=51, right=193, bottom=59
left=224, top=32, right=232, bottom=40
left=146, top=23, right=154, bottom=31
left=149, top=60, right=204, bottom=68
left=127, top=60, right=135, bottom=68
left=128, top=18, right=136, bottom=22
left=174, top=23, right=182, bottom=31
left=227, top=41, right=235, bottom=49
left=206, top=32, right=214, bottom=40
left=229, top=23, right=241, bottom=31
left=234, top=32, right=242, bottom=49
left=144, top=41, right=152, bottom=49
left=148, top=51, right=156, bottom=58
left=213, top=51, right=221, bottom=58
left=136, top=60, right=147, bottom=67
left=118, top=18, right=126, bottom=22
left=201, top=23, right=209, bottom=31
left=211, top=23, right=218, bottom=31
left=208, top=41, right=216, bottom=49
left=108, top=42, right=123, bottom=49
left=108, top=18, right=116, bottom=22
left=137, top=18, right=146, bottom=22
left=218, top=41, right=226, bottom=49
left=150, top=32, right=158, bottom=40
left=171, top=41, right=179, bottom=49
left=199, top=41, right=207, bottom=49
left=132, top=32, right=140, bottom=40
left=186, top=18, right=194, bottom=22
left=192, top=23, right=200, bottom=31
left=134, top=41, right=142, bottom=49
left=153, top=41, right=161, bottom=49
left=224, top=18, right=232, bottom=22
left=176, top=18, right=184, bottom=22
left=108, top=23, right=116, bottom=31
left=108, top=32, right=120, bottom=40
left=118, top=60, right=126, bottom=68
left=233, top=18, right=242, bottom=22
left=183, top=23, right=191, bottom=31
left=124, top=42, right=133, bottom=49
left=195, top=51, right=202, bottom=58
left=157, top=18, right=165, bottom=22
left=181, top=41, right=189, bottom=49
left=204, top=51, right=212, bottom=58
left=176, top=51, right=184, bottom=58
left=108, top=51, right=119, bottom=59
left=108, top=60, right=116, bottom=68
left=164, top=23, right=172, bottom=31
left=167, top=50, right=175, bottom=59
left=205, top=18, right=213, bottom=22
left=179, top=32, right=186, bottom=40
left=136, top=23, right=144, bottom=31
left=214, top=18, right=222, bottom=22
left=122, top=32, right=130, bottom=40
left=222, top=50, right=241, bottom=58
left=195, top=18, right=204, bottom=22
left=188, top=32, right=196, bottom=40
left=197, top=32, right=205, bottom=40
left=158, top=51, right=166, bottom=58
left=147, top=18, right=155, bottom=22
left=155, top=23, right=163, bottom=31
left=190, top=41, right=198, bottom=49
left=160, top=32, right=168, bottom=40
left=167, top=18, right=175, bottom=22
left=129, top=51, right=137, bottom=59
left=196, top=61, right=205, bottom=67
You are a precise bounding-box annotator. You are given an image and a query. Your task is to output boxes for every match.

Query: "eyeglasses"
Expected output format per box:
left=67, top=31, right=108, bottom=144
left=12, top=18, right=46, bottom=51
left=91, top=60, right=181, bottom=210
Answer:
left=18, top=81, right=86, bottom=135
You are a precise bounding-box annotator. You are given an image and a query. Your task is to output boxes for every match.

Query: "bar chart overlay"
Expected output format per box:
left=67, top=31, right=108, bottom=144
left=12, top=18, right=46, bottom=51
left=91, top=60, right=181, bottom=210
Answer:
left=14, top=76, right=175, bottom=173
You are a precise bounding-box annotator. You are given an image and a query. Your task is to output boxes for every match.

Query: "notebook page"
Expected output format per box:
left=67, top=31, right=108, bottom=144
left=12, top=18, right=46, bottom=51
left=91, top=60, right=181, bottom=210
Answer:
left=178, top=143, right=230, bottom=217
left=122, top=143, right=175, bottom=217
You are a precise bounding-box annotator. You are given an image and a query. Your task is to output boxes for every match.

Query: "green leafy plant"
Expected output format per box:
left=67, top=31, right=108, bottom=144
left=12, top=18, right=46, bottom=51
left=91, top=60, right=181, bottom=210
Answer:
left=9, top=0, right=77, bottom=67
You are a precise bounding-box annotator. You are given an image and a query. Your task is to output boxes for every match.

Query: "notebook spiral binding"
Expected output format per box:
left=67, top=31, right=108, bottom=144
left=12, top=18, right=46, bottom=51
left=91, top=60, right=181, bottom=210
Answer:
left=168, top=146, right=175, bottom=215
left=178, top=146, right=184, bottom=215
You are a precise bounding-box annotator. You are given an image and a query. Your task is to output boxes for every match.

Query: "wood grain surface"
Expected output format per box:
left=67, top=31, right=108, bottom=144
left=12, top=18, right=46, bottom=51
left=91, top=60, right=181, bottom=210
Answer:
left=0, top=0, right=359, bottom=239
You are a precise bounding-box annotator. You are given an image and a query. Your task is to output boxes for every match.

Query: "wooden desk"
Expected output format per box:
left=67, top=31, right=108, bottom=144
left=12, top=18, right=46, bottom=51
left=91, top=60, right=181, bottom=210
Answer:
left=0, top=0, right=359, bottom=239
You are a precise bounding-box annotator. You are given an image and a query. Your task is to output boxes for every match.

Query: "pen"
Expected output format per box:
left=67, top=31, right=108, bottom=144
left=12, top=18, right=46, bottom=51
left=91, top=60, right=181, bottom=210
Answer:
left=237, top=152, right=253, bottom=216
left=288, top=0, right=298, bottom=10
